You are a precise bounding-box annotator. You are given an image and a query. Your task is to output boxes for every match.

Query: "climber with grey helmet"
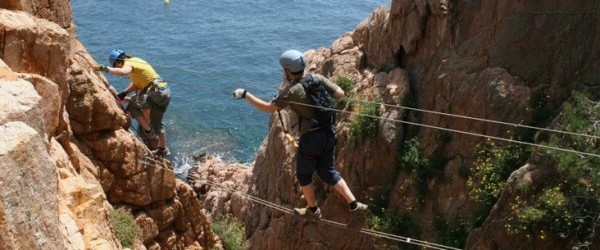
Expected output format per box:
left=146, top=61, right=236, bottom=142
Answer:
left=95, top=49, right=171, bottom=157
left=233, top=49, right=368, bottom=221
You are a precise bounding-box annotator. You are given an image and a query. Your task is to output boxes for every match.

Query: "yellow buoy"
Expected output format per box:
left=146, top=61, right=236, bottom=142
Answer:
left=163, top=0, right=170, bottom=5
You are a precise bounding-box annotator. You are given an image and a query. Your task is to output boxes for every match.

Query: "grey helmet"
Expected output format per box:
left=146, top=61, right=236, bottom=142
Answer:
left=279, top=50, right=306, bottom=73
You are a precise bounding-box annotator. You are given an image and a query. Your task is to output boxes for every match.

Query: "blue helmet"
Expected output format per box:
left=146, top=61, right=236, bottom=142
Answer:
left=279, top=50, right=305, bottom=73
left=108, top=49, right=125, bottom=67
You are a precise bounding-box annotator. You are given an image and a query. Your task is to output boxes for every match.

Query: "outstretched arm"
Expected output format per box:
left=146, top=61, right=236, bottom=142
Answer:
left=233, top=89, right=278, bottom=113
left=106, top=64, right=133, bottom=76
left=245, top=92, right=279, bottom=113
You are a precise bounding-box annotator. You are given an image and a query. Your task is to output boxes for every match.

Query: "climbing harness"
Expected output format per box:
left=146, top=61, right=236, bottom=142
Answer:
left=132, top=78, right=168, bottom=107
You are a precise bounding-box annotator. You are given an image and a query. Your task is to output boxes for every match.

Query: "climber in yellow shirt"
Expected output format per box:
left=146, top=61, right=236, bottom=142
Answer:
left=95, top=50, right=171, bottom=157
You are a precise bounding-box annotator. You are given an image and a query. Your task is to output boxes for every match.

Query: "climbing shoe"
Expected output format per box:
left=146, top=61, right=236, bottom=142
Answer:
left=152, top=147, right=171, bottom=157
left=351, top=201, right=368, bottom=212
left=347, top=202, right=368, bottom=228
left=293, top=206, right=322, bottom=220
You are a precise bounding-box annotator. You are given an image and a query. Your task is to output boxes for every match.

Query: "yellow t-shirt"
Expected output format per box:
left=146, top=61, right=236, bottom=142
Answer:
left=124, top=57, right=160, bottom=89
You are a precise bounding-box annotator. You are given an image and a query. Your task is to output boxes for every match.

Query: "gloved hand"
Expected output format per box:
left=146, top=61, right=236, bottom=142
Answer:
left=233, top=88, right=247, bottom=99
left=117, top=91, right=128, bottom=100
left=94, top=64, right=108, bottom=72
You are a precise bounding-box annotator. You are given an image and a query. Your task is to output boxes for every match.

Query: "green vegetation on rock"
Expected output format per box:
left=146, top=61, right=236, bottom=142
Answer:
left=110, top=208, right=140, bottom=248
left=506, top=92, right=600, bottom=247
left=211, top=215, right=248, bottom=250
left=349, top=97, right=381, bottom=140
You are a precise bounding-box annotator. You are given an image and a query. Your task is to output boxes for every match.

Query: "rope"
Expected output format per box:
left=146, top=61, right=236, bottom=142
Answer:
left=194, top=177, right=292, bottom=214
left=140, top=70, right=600, bottom=150
left=185, top=172, right=461, bottom=250
left=283, top=100, right=600, bottom=159
left=348, top=98, right=600, bottom=141
left=79, top=50, right=600, bottom=159
left=81, top=50, right=600, bottom=142
left=135, top=153, right=460, bottom=249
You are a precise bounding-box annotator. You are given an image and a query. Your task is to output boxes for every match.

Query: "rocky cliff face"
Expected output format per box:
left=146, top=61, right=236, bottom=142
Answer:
left=0, top=2, right=218, bottom=249
left=191, top=0, right=600, bottom=249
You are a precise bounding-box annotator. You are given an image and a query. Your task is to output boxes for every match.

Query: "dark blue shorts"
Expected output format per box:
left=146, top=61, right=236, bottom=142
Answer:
left=296, top=129, right=341, bottom=186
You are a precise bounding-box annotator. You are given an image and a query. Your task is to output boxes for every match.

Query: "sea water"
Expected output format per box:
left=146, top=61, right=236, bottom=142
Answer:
left=72, top=0, right=389, bottom=168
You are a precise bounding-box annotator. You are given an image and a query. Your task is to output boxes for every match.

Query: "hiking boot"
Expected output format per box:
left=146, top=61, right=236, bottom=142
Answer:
left=293, top=207, right=322, bottom=220
left=152, top=147, right=171, bottom=157
left=143, top=128, right=157, bottom=139
left=351, top=202, right=368, bottom=213
left=348, top=202, right=368, bottom=228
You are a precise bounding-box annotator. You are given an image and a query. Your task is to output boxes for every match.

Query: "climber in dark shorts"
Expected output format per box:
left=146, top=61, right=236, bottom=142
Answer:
left=232, top=49, right=368, bottom=220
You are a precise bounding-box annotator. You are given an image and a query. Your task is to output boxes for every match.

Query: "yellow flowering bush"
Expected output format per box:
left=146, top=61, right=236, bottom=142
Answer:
left=506, top=92, right=600, bottom=248
left=468, top=140, right=530, bottom=207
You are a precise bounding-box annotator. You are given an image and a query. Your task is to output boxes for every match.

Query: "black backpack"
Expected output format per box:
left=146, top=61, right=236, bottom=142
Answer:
left=299, top=74, right=336, bottom=129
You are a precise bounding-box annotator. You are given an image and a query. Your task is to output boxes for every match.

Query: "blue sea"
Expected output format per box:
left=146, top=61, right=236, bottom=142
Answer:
left=72, top=0, right=389, bottom=168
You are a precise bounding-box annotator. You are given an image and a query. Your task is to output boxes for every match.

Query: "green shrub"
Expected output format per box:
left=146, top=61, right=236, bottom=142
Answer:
left=506, top=91, right=600, bottom=246
left=211, top=215, right=248, bottom=250
left=467, top=137, right=531, bottom=235
left=397, top=138, right=428, bottom=172
left=336, top=76, right=355, bottom=109
left=336, top=76, right=355, bottom=93
left=365, top=186, right=420, bottom=249
left=398, top=138, right=429, bottom=202
left=505, top=186, right=573, bottom=240
left=397, top=138, right=448, bottom=206
left=434, top=216, right=469, bottom=249
left=467, top=140, right=531, bottom=207
left=368, top=211, right=419, bottom=250
left=547, top=93, right=600, bottom=201
left=369, top=212, right=414, bottom=233
left=349, top=98, right=381, bottom=139
left=365, top=187, right=391, bottom=217
left=550, top=93, right=600, bottom=182
left=110, top=208, right=140, bottom=248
